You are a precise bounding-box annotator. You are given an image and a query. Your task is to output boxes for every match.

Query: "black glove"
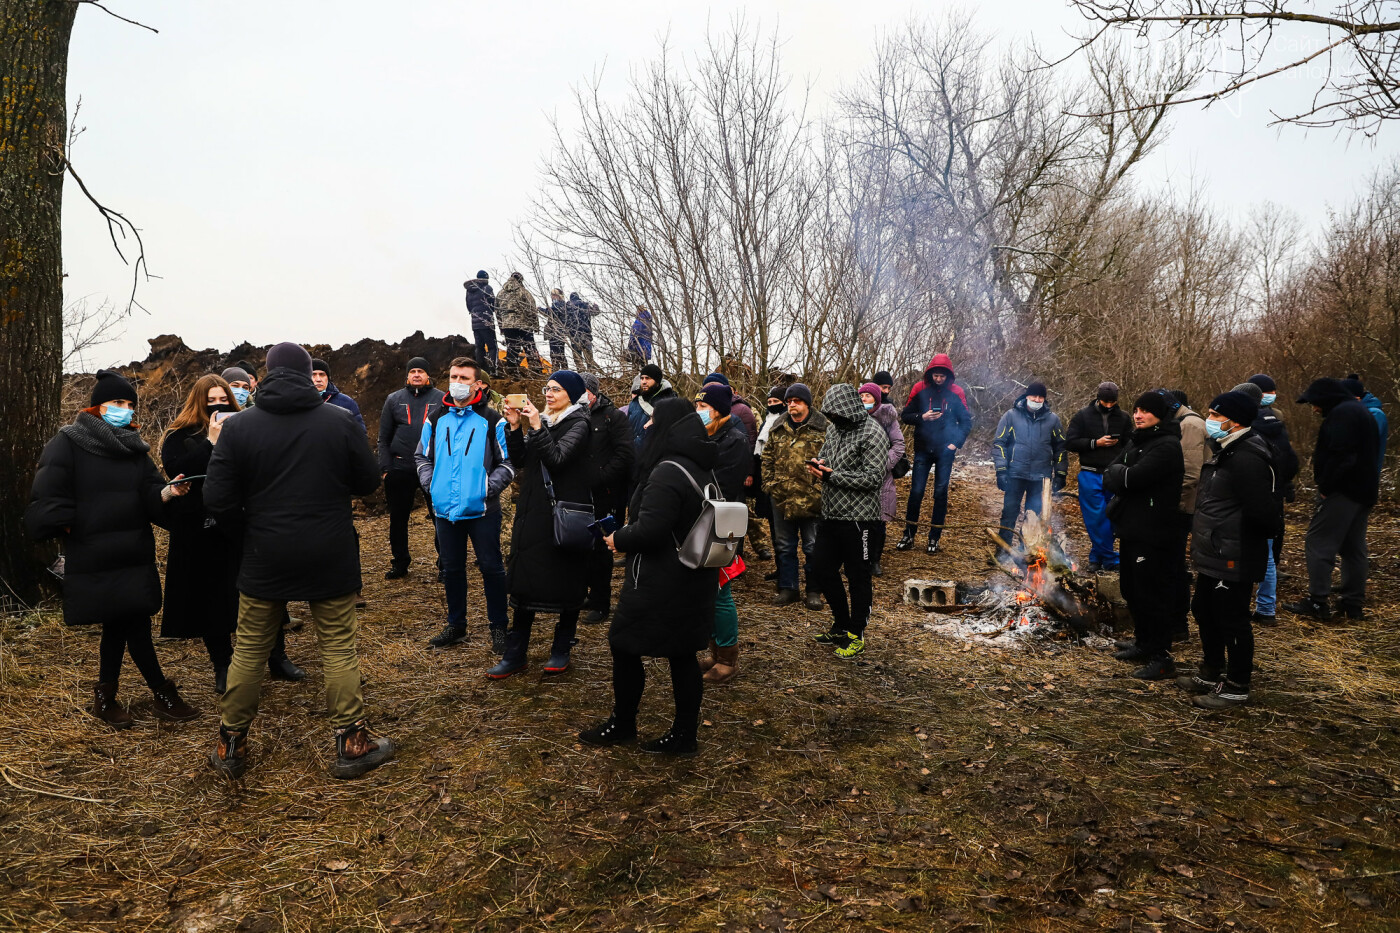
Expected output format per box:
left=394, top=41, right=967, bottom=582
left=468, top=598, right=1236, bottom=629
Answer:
left=1052, top=473, right=1066, bottom=493
left=995, top=471, right=1007, bottom=492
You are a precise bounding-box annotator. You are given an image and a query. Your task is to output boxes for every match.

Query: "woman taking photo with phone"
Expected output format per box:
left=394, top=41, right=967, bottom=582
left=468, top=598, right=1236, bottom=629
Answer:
left=26, top=370, right=200, bottom=729
left=160, top=373, right=244, bottom=694
left=492, top=371, right=593, bottom=678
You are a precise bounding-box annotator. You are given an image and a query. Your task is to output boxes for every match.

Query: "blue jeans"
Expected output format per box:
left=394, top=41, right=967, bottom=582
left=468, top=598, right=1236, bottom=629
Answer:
left=1255, top=544, right=1277, bottom=616
left=998, top=477, right=1044, bottom=551
left=772, top=510, right=819, bottom=592
left=905, top=446, right=956, bottom=541
left=1076, top=470, right=1118, bottom=568
left=436, top=512, right=507, bottom=631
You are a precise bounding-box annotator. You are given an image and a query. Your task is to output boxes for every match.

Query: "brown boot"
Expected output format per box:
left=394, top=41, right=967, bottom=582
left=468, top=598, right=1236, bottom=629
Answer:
left=207, top=724, right=249, bottom=779
left=91, top=682, right=134, bottom=730
left=151, top=681, right=201, bottom=723
left=330, top=719, right=396, bottom=780
left=703, top=644, right=739, bottom=684
left=698, top=638, right=719, bottom=674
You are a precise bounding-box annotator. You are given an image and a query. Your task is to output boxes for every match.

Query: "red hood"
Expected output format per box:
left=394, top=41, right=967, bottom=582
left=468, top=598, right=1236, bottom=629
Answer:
left=906, top=353, right=966, bottom=407
left=925, top=353, right=955, bottom=381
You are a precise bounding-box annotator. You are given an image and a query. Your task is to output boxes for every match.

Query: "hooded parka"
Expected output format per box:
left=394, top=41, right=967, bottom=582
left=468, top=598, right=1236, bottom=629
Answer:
left=818, top=384, right=889, bottom=522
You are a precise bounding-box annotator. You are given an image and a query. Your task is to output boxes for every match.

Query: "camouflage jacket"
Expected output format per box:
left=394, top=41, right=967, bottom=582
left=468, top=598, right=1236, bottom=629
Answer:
left=761, top=409, right=828, bottom=520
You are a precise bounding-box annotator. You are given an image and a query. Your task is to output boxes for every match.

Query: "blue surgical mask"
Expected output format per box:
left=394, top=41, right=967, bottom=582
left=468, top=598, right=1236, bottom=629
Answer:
left=863, top=402, right=874, bottom=411
left=697, top=409, right=713, bottom=426
left=1205, top=418, right=1230, bottom=441
left=101, top=406, right=134, bottom=428
left=1261, top=393, right=1276, bottom=406
left=1026, top=399, right=1044, bottom=412
left=231, top=387, right=251, bottom=406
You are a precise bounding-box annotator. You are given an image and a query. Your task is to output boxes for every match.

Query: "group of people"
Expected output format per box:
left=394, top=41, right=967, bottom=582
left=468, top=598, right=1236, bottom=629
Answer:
left=462, top=271, right=654, bottom=377
left=23, top=338, right=1387, bottom=778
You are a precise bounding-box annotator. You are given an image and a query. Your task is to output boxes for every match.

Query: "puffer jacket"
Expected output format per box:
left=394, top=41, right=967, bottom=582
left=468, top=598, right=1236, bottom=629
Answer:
left=415, top=392, right=514, bottom=521
left=818, top=384, right=889, bottom=522
left=1360, top=392, right=1388, bottom=474
left=1251, top=405, right=1298, bottom=501
left=901, top=353, right=972, bottom=454
left=992, top=396, right=1067, bottom=481
left=761, top=409, right=828, bottom=520
left=1103, top=419, right=1183, bottom=544
left=708, top=414, right=751, bottom=503
left=871, top=402, right=905, bottom=521
left=322, top=383, right=365, bottom=434
left=1175, top=406, right=1208, bottom=513
left=1191, top=429, right=1283, bottom=583
left=496, top=276, right=538, bottom=332
left=1298, top=378, right=1380, bottom=508
left=378, top=383, right=438, bottom=474
left=464, top=278, right=496, bottom=328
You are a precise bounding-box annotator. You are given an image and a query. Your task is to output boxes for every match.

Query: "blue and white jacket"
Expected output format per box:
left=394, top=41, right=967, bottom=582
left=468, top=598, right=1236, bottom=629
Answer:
left=415, top=393, right=514, bottom=521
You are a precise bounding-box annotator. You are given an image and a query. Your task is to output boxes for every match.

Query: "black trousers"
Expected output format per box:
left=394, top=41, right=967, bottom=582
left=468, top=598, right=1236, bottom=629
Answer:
left=611, top=649, right=702, bottom=740
left=810, top=519, right=876, bottom=637
left=585, top=541, right=614, bottom=611
left=98, top=616, right=165, bottom=689
left=1192, top=573, right=1254, bottom=685
left=384, top=470, right=432, bottom=569
left=1166, top=511, right=1193, bottom=632
left=1118, top=539, right=1176, bottom=658
left=869, top=521, right=887, bottom=559
left=501, top=328, right=541, bottom=371
left=472, top=327, right=499, bottom=373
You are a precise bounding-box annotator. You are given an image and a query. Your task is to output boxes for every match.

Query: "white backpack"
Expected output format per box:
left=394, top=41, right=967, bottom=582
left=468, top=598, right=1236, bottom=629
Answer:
left=659, top=461, right=748, bottom=569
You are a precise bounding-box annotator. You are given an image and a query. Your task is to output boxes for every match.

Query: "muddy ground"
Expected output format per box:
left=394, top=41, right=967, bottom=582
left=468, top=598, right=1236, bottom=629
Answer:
left=1, top=460, right=1398, bottom=933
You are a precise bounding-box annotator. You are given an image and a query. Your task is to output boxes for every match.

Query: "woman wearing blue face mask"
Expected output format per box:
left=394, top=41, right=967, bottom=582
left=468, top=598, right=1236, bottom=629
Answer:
left=693, top=383, right=751, bottom=682
left=222, top=366, right=256, bottom=408
left=25, top=369, right=201, bottom=730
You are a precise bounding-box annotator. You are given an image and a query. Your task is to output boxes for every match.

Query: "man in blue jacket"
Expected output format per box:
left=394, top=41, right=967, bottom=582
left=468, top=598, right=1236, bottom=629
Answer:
left=311, top=359, right=365, bottom=433
left=416, top=357, right=515, bottom=653
left=1343, top=375, right=1388, bottom=473
left=992, top=381, right=1067, bottom=561
left=378, top=357, right=439, bottom=579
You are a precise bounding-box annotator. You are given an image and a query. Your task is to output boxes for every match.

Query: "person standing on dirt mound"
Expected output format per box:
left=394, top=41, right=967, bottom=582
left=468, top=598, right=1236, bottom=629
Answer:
left=464, top=271, right=498, bottom=374
left=26, top=369, right=201, bottom=730
left=378, top=357, right=440, bottom=581
left=493, top=371, right=594, bottom=678
left=497, top=271, right=543, bottom=374
left=899, top=353, right=972, bottom=555
left=1065, top=382, right=1133, bottom=572
left=204, top=342, right=392, bottom=780
left=579, top=397, right=720, bottom=756
left=311, top=359, right=365, bottom=433
left=991, top=381, right=1067, bottom=563
left=1176, top=391, right=1282, bottom=710
left=808, top=383, right=890, bottom=660
left=1103, top=390, right=1183, bottom=681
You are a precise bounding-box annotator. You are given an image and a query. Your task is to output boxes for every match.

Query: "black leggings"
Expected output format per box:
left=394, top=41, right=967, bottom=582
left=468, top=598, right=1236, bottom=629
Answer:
left=98, top=617, right=165, bottom=689
left=611, top=649, right=702, bottom=740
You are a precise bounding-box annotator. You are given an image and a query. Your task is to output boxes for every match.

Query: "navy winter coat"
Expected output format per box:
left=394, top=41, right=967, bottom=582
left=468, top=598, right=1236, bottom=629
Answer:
left=992, top=397, right=1067, bottom=481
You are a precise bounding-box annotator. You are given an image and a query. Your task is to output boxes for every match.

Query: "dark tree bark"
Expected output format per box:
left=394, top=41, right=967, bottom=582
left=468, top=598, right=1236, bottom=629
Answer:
left=0, top=0, right=78, bottom=603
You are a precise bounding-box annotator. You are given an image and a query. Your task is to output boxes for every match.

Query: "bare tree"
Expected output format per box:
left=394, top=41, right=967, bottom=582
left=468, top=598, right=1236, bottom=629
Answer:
left=1065, top=1, right=1400, bottom=134
left=62, top=297, right=127, bottom=372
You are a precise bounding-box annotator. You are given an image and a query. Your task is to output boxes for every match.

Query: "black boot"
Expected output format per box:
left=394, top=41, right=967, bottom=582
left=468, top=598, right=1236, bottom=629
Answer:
left=213, top=663, right=228, bottom=696
left=487, top=625, right=529, bottom=679
left=268, top=627, right=306, bottom=682
left=640, top=726, right=698, bottom=756
left=1282, top=596, right=1331, bottom=620
left=895, top=528, right=916, bottom=551
left=578, top=715, right=638, bottom=747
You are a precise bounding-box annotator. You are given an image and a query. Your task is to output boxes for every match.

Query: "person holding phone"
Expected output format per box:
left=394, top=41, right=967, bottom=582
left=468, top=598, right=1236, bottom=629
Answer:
left=493, top=371, right=593, bottom=677
left=160, top=374, right=245, bottom=694
left=1065, top=382, right=1134, bottom=572
left=26, top=369, right=200, bottom=730
left=898, top=354, right=972, bottom=555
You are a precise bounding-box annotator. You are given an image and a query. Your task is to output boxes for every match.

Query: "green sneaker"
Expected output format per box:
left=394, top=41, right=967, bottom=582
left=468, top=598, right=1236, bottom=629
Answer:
left=834, top=633, right=865, bottom=659
left=813, top=630, right=845, bottom=646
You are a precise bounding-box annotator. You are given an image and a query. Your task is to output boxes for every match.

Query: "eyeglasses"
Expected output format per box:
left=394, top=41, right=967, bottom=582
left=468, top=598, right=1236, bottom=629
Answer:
left=543, top=386, right=562, bottom=394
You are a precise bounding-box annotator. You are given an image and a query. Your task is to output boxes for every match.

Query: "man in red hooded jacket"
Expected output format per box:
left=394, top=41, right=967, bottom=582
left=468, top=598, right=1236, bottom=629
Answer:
left=898, top=354, right=973, bottom=553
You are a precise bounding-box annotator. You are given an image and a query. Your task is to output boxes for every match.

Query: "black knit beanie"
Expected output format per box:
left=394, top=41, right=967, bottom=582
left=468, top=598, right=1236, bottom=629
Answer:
left=90, top=369, right=138, bottom=408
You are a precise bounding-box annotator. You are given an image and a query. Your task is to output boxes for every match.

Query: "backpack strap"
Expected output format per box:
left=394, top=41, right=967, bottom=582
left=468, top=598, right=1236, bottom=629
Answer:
left=658, top=460, right=721, bottom=498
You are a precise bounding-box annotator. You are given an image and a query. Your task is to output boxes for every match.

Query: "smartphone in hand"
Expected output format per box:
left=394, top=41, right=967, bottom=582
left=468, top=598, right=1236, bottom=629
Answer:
left=588, top=515, right=618, bottom=539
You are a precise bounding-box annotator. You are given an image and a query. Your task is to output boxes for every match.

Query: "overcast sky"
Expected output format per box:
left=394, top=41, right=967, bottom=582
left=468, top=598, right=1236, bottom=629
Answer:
left=62, top=0, right=1397, bottom=369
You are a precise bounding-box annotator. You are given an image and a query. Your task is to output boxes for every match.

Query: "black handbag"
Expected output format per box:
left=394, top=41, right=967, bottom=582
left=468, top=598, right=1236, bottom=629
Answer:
left=892, top=455, right=912, bottom=479
left=541, top=462, right=595, bottom=552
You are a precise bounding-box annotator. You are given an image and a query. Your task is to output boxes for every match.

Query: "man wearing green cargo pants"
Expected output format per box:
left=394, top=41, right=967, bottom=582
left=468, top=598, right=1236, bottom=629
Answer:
left=203, top=341, right=393, bottom=779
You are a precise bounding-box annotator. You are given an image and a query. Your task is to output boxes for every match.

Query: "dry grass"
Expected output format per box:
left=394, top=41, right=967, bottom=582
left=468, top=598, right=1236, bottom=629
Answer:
left=2, top=465, right=1399, bottom=932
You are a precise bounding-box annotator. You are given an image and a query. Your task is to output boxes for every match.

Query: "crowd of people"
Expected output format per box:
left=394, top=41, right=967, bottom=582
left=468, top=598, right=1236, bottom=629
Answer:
left=23, top=329, right=1388, bottom=779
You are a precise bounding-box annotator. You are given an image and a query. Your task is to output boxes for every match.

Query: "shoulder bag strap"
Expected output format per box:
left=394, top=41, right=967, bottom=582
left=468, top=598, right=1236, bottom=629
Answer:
left=539, top=460, right=557, bottom=504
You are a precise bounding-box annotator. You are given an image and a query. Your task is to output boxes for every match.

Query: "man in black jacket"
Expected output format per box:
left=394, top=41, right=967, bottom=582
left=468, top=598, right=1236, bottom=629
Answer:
left=581, top=374, right=635, bottom=624
left=1177, top=391, right=1283, bottom=710
left=1066, top=382, right=1134, bottom=572
left=1284, top=378, right=1381, bottom=620
left=1103, top=391, right=1183, bottom=680
left=1235, top=378, right=1297, bottom=624
left=378, top=357, right=439, bottom=579
left=204, top=342, right=392, bottom=780
left=464, top=271, right=498, bottom=374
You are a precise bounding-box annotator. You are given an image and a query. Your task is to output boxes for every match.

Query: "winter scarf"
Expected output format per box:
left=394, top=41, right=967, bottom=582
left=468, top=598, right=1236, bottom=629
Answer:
left=61, top=410, right=151, bottom=458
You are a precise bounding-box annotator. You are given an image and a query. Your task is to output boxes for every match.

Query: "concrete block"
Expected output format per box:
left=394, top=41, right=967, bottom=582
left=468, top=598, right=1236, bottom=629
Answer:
left=905, top=579, right=958, bottom=609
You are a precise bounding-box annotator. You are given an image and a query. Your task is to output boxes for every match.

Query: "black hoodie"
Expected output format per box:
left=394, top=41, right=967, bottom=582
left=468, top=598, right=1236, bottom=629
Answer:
left=205, top=368, right=381, bottom=600
left=1297, top=378, right=1380, bottom=507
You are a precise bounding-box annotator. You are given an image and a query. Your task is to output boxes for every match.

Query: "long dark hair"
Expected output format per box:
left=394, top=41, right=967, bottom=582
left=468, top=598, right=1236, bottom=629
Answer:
left=635, top=397, right=704, bottom=481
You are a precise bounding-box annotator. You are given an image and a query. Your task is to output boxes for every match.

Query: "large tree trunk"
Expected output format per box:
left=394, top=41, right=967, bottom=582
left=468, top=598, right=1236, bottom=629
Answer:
left=0, top=0, right=78, bottom=604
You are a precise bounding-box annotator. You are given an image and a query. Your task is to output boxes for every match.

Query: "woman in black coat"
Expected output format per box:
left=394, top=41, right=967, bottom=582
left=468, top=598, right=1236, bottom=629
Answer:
left=492, top=370, right=594, bottom=678
left=25, top=370, right=200, bottom=729
left=579, top=397, right=721, bottom=755
left=160, top=374, right=242, bottom=693
left=1103, top=390, right=1185, bottom=681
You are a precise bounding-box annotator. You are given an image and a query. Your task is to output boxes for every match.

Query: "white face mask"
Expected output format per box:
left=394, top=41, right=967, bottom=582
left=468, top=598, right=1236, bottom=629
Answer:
left=448, top=382, right=474, bottom=402
left=1026, top=399, right=1044, bottom=412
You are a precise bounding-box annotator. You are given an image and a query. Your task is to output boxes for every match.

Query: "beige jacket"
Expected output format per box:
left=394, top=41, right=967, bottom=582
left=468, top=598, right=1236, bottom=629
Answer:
left=1176, top=406, right=1208, bottom=514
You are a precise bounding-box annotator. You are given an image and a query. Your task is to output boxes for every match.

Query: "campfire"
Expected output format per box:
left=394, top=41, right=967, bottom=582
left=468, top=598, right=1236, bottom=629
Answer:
left=907, top=479, right=1111, bottom=646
